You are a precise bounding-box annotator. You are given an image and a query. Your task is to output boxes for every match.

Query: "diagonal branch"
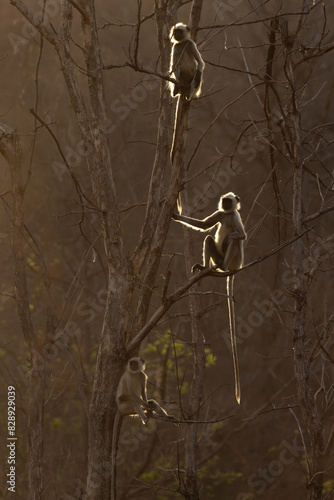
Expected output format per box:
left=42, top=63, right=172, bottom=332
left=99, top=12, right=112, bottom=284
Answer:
left=67, top=0, right=89, bottom=20
left=128, top=227, right=312, bottom=352
left=10, top=0, right=57, bottom=45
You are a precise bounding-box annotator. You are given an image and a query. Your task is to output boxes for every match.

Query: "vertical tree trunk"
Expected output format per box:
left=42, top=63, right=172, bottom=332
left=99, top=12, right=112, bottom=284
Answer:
left=176, top=3, right=205, bottom=497
left=183, top=217, right=206, bottom=500
left=26, top=353, right=45, bottom=500
left=0, top=124, right=46, bottom=500
left=281, top=18, right=326, bottom=500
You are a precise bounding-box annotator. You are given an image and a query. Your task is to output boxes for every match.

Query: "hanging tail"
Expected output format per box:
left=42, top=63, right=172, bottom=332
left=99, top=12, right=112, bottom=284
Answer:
left=111, top=411, right=122, bottom=500
left=170, top=95, right=183, bottom=167
left=227, top=275, right=241, bottom=404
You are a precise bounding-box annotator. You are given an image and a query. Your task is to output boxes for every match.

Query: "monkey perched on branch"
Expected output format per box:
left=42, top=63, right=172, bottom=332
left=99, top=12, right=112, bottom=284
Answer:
left=169, top=22, right=205, bottom=101
left=169, top=23, right=205, bottom=170
left=173, top=193, right=247, bottom=404
left=111, top=358, right=177, bottom=499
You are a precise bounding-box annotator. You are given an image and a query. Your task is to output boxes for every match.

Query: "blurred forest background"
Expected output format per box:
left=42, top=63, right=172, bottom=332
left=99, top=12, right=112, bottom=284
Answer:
left=0, top=1, right=334, bottom=499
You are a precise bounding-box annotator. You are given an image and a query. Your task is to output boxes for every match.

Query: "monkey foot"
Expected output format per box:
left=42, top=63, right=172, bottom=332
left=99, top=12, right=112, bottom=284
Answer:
left=191, top=263, right=206, bottom=273
left=215, top=261, right=225, bottom=271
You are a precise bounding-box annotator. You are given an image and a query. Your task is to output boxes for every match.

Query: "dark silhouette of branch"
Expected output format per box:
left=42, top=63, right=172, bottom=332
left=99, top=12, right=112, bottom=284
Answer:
left=128, top=228, right=311, bottom=352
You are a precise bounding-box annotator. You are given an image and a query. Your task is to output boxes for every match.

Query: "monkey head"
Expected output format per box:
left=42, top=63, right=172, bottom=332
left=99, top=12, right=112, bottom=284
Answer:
left=170, top=23, right=191, bottom=43
left=128, top=357, right=145, bottom=373
left=219, top=192, right=241, bottom=213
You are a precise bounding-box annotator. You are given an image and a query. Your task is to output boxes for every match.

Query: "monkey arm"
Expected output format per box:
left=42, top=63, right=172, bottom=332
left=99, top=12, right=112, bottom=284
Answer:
left=147, top=399, right=168, bottom=416
left=139, top=371, right=148, bottom=403
left=147, top=399, right=180, bottom=425
left=225, top=213, right=247, bottom=241
left=227, top=231, right=247, bottom=240
left=170, top=45, right=178, bottom=77
left=221, top=215, right=247, bottom=261
left=172, top=211, right=222, bottom=231
left=190, top=40, right=205, bottom=72
left=142, top=383, right=148, bottom=404
left=194, top=68, right=202, bottom=89
left=129, top=393, right=148, bottom=408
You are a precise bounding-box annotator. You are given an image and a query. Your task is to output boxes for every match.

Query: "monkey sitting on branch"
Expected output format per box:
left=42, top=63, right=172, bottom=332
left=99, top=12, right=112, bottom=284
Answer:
left=111, top=358, right=177, bottom=499
left=115, top=357, right=176, bottom=424
left=172, top=193, right=247, bottom=404
left=169, top=22, right=205, bottom=101
left=169, top=22, right=205, bottom=168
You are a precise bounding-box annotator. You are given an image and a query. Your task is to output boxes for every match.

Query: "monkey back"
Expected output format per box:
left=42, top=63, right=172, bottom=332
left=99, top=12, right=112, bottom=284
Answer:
left=173, top=41, right=197, bottom=85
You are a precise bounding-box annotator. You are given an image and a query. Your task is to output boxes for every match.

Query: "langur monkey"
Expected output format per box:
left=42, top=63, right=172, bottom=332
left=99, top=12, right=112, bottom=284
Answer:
left=169, top=23, right=205, bottom=101
left=172, top=193, right=247, bottom=404
left=169, top=23, right=205, bottom=167
left=111, top=358, right=177, bottom=499
left=115, top=357, right=149, bottom=425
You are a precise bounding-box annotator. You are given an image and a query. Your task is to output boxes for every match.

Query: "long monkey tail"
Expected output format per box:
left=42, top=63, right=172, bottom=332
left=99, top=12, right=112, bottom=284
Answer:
left=111, top=411, right=122, bottom=500
left=170, top=95, right=190, bottom=214
left=171, top=95, right=183, bottom=214
left=170, top=94, right=183, bottom=167
left=227, top=275, right=241, bottom=405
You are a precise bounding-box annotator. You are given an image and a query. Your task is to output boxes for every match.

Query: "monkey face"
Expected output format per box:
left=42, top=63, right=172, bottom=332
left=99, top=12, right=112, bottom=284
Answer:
left=129, top=359, right=138, bottom=371
left=220, top=192, right=240, bottom=212
left=222, top=197, right=233, bottom=211
left=172, top=24, right=190, bottom=42
left=128, top=357, right=145, bottom=372
left=173, top=28, right=185, bottom=41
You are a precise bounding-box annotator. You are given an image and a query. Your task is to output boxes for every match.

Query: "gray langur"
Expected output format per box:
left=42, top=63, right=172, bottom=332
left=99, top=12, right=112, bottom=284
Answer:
left=172, top=193, right=247, bottom=404
left=169, top=22, right=205, bottom=101
left=169, top=23, right=205, bottom=168
left=115, top=357, right=148, bottom=424
left=111, top=358, right=177, bottom=499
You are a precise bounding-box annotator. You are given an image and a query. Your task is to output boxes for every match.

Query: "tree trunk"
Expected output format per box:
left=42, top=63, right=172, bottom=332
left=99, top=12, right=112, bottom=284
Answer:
left=280, top=18, right=326, bottom=500
left=183, top=220, right=206, bottom=500
left=0, top=124, right=46, bottom=500
left=176, top=4, right=205, bottom=497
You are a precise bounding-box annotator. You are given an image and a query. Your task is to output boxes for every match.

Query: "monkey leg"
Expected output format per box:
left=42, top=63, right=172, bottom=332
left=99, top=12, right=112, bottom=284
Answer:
left=147, top=399, right=168, bottom=416
left=204, top=235, right=224, bottom=269
left=224, top=240, right=242, bottom=271
left=133, top=403, right=148, bottom=425
left=173, top=84, right=180, bottom=97
left=147, top=399, right=179, bottom=425
left=192, top=235, right=224, bottom=272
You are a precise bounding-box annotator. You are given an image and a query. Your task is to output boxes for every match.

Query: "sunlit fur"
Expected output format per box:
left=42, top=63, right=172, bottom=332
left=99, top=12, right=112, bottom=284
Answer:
left=116, top=357, right=148, bottom=423
left=170, top=22, right=191, bottom=44
left=172, top=194, right=246, bottom=405
left=218, top=192, right=241, bottom=213
left=169, top=22, right=204, bottom=101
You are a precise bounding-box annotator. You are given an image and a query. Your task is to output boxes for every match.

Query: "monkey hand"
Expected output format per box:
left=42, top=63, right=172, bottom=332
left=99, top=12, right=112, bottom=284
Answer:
left=142, top=415, right=149, bottom=425
left=163, top=415, right=180, bottom=426
left=172, top=213, right=180, bottom=221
